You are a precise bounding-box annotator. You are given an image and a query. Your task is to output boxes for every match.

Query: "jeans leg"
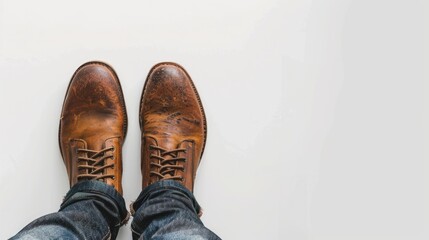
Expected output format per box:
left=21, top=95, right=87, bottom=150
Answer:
left=11, top=180, right=129, bottom=240
left=130, top=180, right=220, bottom=240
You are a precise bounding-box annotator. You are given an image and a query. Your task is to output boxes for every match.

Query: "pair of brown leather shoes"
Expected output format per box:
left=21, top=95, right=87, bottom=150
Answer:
left=59, top=61, right=206, bottom=195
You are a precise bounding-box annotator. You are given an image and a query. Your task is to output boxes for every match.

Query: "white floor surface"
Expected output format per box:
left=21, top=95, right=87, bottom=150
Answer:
left=0, top=0, right=427, bottom=239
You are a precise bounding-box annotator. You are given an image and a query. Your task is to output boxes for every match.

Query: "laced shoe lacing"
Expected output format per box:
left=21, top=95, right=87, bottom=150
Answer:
left=149, top=145, right=187, bottom=184
left=77, top=147, right=115, bottom=183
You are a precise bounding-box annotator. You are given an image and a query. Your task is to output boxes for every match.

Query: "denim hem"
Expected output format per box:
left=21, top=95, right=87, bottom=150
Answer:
left=131, top=180, right=201, bottom=216
left=60, top=180, right=129, bottom=224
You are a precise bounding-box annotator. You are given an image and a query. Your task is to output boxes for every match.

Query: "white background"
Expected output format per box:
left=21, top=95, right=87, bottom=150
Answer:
left=0, top=0, right=427, bottom=239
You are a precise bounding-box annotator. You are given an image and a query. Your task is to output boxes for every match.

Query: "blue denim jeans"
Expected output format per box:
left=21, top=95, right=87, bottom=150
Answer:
left=11, top=180, right=220, bottom=240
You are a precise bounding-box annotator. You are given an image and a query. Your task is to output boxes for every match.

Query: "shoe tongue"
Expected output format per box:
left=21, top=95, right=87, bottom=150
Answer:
left=84, top=136, right=108, bottom=152
left=163, top=173, right=175, bottom=178
left=158, top=137, right=181, bottom=152
left=157, top=138, right=182, bottom=178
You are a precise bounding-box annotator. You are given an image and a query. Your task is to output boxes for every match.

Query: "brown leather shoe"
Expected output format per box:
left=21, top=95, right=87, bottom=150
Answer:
left=59, top=61, right=127, bottom=194
left=140, top=62, right=207, bottom=191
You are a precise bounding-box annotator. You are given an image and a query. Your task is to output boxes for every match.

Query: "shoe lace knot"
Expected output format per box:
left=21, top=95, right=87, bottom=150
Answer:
left=149, top=145, right=187, bottom=182
left=77, top=147, right=115, bottom=182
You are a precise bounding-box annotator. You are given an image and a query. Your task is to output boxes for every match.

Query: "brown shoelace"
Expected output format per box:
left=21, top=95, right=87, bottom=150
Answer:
left=149, top=145, right=186, bottom=182
left=77, top=147, right=115, bottom=181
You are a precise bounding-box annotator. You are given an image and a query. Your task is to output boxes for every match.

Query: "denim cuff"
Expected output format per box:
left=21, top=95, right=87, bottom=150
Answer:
left=60, top=180, right=130, bottom=225
left=130, top=180, right=202, bottom=216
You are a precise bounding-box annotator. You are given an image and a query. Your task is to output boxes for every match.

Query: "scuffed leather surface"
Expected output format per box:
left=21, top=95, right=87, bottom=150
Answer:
left=140, top=62, right=206, bottom=191
left=59, top=61, right=127, bottom=194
